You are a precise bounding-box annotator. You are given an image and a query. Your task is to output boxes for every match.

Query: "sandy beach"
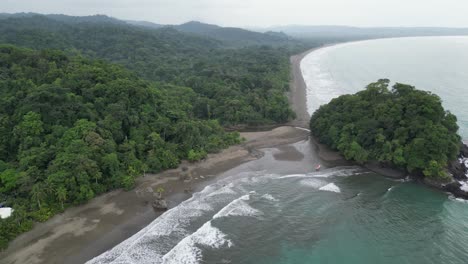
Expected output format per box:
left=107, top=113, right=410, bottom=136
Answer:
left=0, top=48, right=332, bottom=264
left=0, top=127, right=310, bottom=264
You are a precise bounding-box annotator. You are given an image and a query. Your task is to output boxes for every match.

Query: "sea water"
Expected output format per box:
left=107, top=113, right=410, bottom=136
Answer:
left=87, top=166, right=468, bottom=264
left=88, top=37, right=468, bottom=264
left=301, top=36, right=468, bottom=140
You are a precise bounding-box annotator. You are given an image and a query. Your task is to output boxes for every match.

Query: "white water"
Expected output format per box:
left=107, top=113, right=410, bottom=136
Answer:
left=319, top=183, right=341, bottom=193
left=87, top=168, right=359, bottom=264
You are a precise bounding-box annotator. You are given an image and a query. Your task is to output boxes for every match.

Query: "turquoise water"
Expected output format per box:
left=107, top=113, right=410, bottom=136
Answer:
left=301, top=36, right=468, bottom=140
left=88, top=140, right=468, bottom=264
left=88, top=38, right=468, bottom=264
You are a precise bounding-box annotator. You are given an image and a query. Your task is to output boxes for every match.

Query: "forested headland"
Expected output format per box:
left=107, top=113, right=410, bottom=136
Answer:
left=310, top=79, right=461, bottom=180
left=0, top=14, right=315, bottom=249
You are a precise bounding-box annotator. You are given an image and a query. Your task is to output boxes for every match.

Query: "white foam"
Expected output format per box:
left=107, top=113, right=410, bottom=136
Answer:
left=162, top=221, right=232, bottom=264
left=278, top=174, right=306, bottom=179
left=214, top=195, right=263, bottom=219
left=300, top=178, right=327, bottom=188
left=206, top=185, right=237, bottom=197
left=87, top=185, right=228, bottom=264
left=460, top=181, right=468, bottom=192
left=319, top=183, right=341, bottom=193
left=278, top=167, right=363, bottom=180
left=388, top=186, right=394, bottom=192
left=261, top=194, right=279, bottom=202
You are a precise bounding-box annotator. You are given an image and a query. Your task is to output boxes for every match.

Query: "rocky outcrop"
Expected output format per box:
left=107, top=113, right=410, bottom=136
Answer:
left=448, top=158, right=467, bottom=180
left=152, top=198, right=168, bottom=211
left=443, top=143, right=468, bottom=198
left=444, top=181, right=468, bottom=199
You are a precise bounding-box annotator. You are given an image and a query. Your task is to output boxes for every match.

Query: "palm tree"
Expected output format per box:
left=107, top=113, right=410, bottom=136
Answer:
left=56, top=186, right=67, bottom=210
left=31, top=183, right=46, bottom=209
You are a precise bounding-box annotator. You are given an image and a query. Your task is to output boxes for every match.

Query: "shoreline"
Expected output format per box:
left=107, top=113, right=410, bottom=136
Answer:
left=0, top=127, right=309, bottom=264
left=294, top=44, right=468, bottom=196
left=3, top=40, right=468, bottom=263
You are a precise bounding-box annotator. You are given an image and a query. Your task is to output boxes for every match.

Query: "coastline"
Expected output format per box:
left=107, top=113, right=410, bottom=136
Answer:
left=0, top=127, right=309, bottom=264
left=3, top=41, right=468, bottom=264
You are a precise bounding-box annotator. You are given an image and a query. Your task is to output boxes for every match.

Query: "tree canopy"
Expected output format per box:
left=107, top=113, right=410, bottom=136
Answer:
left=0, top=45, right=241, bottom=249
left=310, top=79, right=460, bottom=179
left=0, top=15, right=302, bottom=125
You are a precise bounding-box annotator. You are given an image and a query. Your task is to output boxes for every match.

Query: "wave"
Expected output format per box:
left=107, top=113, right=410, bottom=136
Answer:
left=162, top=221, right=233, bottom=264
left=261, top=193, right=279, bottom=202
left=87, top=183, right=242, bottom=264
left=300, top=178, right=327, bottom=188
left=214, top=195, right=263, bottom=219
left=319, top=183, right=341, bottom=193
left=277, top=167, right=364, bottom=180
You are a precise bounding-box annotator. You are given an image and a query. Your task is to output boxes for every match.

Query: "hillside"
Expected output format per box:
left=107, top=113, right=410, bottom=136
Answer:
left=310, top=79, right=461, bottom=180
left=0, top=45, right=243, bottom=249
left=174, top=21, right=291, bottom=46
left=0, top=14, right=302, bottom=125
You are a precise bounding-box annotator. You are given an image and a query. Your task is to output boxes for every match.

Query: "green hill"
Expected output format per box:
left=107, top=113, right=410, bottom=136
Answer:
left=0, top=14, right=302, bottom=125
left=310, top=79, right=460, bottom=180
left=0, top=45, right=242, bottom=249
left=174, top=21, right=290, bottom=47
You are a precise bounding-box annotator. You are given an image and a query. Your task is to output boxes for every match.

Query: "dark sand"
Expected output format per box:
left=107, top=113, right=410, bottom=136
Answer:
left=0, top=48, right=353, bottom=264
left=0, top=127, right=309, bottom=264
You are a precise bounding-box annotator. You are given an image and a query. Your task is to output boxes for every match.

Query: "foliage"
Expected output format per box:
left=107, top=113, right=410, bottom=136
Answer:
left=0, top=15, right=301, bottom=125
left=310, top=79, right=460, bottom=179
left=0, top=46, right=241, bottom=249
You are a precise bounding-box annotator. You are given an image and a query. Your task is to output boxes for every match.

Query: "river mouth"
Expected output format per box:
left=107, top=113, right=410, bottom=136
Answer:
left=88, top=140, right=468, bottom=264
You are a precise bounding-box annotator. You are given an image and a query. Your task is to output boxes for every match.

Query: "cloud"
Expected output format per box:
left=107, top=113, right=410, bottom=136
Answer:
left=1, top=0, right=467, bottom=27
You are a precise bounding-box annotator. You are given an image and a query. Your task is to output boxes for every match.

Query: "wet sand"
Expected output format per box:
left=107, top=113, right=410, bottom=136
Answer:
left=0, top=127, right=310, bottom=264
left=0, top=49, right=342, bottom=264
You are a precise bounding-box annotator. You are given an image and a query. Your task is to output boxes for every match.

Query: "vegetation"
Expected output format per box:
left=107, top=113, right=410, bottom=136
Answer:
left=310, top=79, right=460, bottom=180
left=0, top=46, right=241, bottom=249
left=0, top=14, right=313, bottom=250
left=0, top=15, right=303, bottom=125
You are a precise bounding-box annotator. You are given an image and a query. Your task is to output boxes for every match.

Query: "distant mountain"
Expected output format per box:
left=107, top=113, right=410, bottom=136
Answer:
left=173, top=21, right=291, bottom=47
left=260, top=25, right=468, bottom=40
left=176, top=21, right=220, bottom=33
left=0, top=12, right=123, bottom=25
left=125, top=20, right=163, bottom=29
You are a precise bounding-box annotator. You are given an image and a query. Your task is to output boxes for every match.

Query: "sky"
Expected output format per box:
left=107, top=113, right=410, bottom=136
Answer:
left=1, top=0, right=468, bottom=28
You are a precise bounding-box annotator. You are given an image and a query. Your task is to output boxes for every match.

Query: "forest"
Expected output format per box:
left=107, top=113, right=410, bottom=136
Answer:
left=310, top=79, right=461, bottom=179
left=0, top=14, right=314, bottom=249
left=0, top=15, right=305, bottom=125
left=0, top=46, right=244, bottom=249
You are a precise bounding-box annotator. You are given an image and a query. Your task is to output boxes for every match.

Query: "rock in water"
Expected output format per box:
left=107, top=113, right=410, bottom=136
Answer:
left=152, top=198, right=168, bottom=211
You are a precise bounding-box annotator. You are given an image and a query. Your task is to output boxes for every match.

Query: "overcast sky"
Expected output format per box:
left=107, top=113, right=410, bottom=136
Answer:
left=1, top=0, right=468, bottom=28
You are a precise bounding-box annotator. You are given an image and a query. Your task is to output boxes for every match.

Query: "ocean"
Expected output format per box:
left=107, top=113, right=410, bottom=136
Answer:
left=88, top=37, right=468, bottom=264
left=301, top=36, right=468, bottom=140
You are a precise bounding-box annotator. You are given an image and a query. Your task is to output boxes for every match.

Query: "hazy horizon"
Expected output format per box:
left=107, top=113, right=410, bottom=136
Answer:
left=1, top=0, right=468, bottom=28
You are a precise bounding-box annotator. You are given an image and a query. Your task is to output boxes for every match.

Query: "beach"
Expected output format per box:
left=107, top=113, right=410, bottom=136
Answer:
left=0, top=46, right=359, bottom=264
left=0, top=44, right=407, bottom=264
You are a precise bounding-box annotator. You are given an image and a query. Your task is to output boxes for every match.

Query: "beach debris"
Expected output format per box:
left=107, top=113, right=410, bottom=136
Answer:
left=0, top=207, right=13, bottom=219
left=315, top=164, right=321, bottom=171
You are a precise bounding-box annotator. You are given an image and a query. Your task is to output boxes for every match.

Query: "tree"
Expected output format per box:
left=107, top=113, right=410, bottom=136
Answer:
left=310, top=80, right=460, bottom=180
left=31, top=183, right=46, bottom=209
left=56, top=186, right=67, bottom=209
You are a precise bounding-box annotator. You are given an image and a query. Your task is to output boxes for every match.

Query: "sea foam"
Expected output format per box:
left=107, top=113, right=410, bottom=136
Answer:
left=162, top=221, right=233, bottom=264
left=319, top=183, right=341, bottom=193
left=214, top=195, right=263, bottom=219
